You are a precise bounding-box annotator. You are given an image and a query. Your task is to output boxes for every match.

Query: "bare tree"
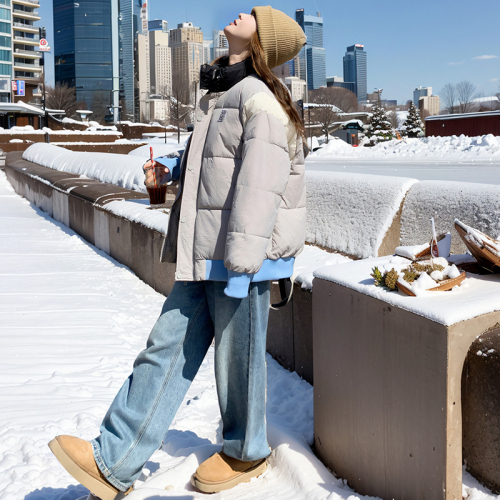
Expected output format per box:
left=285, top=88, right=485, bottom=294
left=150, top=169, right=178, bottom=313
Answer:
left=440, top=83, right=457, bottom=114
left=90, top=91, right=110, bottom=124
left=168, top=69, right=192, bottom=143
left=45, top=82, right=79, bottom=118
left=456, top=81, right=478, bottom=113
left=388, top=109, right=399, bottom=129
left=309, top=87, right=359, bottom=143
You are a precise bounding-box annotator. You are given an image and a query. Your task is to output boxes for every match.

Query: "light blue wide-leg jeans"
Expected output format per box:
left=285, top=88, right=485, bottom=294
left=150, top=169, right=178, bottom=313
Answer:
left=90, top=279, right=272, bottom=492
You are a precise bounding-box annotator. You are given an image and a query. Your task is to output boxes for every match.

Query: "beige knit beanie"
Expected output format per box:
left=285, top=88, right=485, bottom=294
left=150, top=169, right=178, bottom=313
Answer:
left=251, top=6, right=306, bottom=69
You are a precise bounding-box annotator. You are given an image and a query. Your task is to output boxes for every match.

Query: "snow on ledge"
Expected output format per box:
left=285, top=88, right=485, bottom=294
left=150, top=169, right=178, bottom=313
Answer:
left=23, top=143, right=149, bottom=193
left=313, top=255, right=500, bottom=326
left=401, top=180, right=500, bottom=254
left=306, top=170, right=417, bottom=259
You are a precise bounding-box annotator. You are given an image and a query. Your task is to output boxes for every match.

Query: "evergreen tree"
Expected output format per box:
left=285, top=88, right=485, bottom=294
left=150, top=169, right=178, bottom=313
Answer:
left=402, top=102, right=425, bottom=138
left=365, top=105, right=394, bottom=146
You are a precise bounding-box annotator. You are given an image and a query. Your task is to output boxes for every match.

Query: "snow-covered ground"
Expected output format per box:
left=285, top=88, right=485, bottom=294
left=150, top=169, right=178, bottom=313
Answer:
left=307, top=135, right=500, bottom=184
left=1, top=161, right=498, bottom=499
left=0, top=170, right=364, bottom=500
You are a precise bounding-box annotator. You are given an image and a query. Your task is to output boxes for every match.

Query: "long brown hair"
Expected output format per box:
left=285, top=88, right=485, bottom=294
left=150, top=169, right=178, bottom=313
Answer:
left=248, top=30, right=306, bottom=142
left=212, top=24, right=306, bottom=143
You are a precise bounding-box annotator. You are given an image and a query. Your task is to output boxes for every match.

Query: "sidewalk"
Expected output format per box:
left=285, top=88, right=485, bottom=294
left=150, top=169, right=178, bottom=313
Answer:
left=0, top=170, right=352, bottom=500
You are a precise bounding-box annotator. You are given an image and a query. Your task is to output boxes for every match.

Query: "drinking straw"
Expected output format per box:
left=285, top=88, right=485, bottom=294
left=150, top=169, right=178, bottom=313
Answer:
left=149, top=146, right=156, bottom=188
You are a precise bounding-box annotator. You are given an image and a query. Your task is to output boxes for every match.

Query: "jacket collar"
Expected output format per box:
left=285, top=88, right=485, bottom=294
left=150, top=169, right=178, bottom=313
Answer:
left=199, top=56, right=256, bottom=93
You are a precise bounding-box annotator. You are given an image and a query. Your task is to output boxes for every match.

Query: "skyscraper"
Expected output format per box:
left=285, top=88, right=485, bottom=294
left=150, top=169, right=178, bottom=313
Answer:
left=295, top=9, right=325, bottom=90
left=413, top=86, right=432, bottom=107
left=212, top=30, right=228, bottom=61
left=343, top=44, right=367, bottom=102
left=54, top=0, right=142, bottom=121
left=169, top=22, right=203, bottom=103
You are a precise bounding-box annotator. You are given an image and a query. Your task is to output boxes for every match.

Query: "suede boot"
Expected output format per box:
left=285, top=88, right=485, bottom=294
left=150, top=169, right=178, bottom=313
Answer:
left=48, top=435, right=133, bottom=500
left=191, top=451, right=267, bottom=493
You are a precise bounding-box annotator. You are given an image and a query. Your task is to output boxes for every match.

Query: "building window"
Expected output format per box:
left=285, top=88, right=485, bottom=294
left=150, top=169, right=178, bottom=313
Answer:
left=0, top=21, right=10, bottom=33
left=0, top=7, right=9, bottom=20
left=0, top=62, right=11, bottom=75
left=0, top=35, right=10, bottom=47
left=0, top=0, right=10, bottom=6
left=0, top=49, right=10, bottom=61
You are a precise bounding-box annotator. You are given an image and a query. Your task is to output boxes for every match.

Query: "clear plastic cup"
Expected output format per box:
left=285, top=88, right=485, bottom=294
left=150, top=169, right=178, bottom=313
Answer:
left=144, top=163, right=170, bottom=208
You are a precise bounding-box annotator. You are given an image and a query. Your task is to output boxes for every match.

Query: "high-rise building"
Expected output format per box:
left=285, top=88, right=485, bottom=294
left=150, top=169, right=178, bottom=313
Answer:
left=169, top=22, right=203, bottom=103
left=203, top=39, right=212, bottom=64
left=212, top=30, right=228, bottom=61
left=10, top=0, right=42, bottom=103
left=419, top=95, right=439, bottom=116
left=54, top=0, right=142, bottom=121
left=295, top=9, right=325, bottom=90
left=148, top=20, right=170, bottom=96
left=413, top=86, right=432, bottom=107
left=343, top=44, right=367, bottom=102
left=285, top=76, right=306, bottom=102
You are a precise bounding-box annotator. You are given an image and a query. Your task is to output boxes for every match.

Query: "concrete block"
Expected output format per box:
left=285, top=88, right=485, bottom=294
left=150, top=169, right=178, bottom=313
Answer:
left=267, top=281, right=294, bottom=372
left=462, top=326, right=500, bottom=494
left=130, top=222, right=155, bottom=288
left=153, top=231, right=176, bottom=296
left=292, top=283, right=313, bottom=384
left=108, top=213, right=132, bottom=269
left=68, top=196, right=95, bottom=246
left=313, top=277, right=500, bottom=500
left=94, top=208, right=110, bottom=255
left=23, top=173, right=53, bottom=216
left=53, top=190, right=70, bottom=227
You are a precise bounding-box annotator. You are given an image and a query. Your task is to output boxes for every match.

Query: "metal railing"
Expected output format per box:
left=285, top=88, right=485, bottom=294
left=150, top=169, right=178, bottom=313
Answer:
left=13, top=0, right=39, bottom=5
left=15, top=48, right=40, bottom=56
left=13, top=22, right=38, bottom=30
left=14, top=34, right=39, bottom=42
left=12, top=8, right=40, bottom=16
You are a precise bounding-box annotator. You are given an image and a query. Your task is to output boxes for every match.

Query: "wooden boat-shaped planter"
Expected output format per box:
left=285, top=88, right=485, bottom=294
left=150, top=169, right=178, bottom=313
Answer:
left=396, top=271, right=467, bottom=297
left=455, top=220, right=500, bottom=273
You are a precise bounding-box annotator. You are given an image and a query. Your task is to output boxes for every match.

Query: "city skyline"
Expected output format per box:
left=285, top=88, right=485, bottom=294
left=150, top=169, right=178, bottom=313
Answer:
left=39, top=0, right=500, bottom=105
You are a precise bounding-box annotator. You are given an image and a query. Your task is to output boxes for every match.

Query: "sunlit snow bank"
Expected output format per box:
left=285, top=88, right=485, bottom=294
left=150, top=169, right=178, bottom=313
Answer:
left=23, top=144, right=149, bottom=193
left=310, top=135, right=500, bottom=160
left=306, top=171, right=417, bottom=259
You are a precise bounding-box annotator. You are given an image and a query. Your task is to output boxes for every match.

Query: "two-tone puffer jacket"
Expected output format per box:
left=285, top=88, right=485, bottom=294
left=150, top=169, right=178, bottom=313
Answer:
left=158, top=58, right=306, bottom=298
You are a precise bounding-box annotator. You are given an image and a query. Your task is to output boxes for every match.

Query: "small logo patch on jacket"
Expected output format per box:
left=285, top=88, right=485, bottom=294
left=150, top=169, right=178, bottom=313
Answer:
left=217, top=110, right=227, bottom=122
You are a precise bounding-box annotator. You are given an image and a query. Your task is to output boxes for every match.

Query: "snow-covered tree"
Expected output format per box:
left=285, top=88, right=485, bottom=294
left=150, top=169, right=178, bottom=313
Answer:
left=365, top=105, right=394, bottom=146
left=402, top=102, right=424, bottom=138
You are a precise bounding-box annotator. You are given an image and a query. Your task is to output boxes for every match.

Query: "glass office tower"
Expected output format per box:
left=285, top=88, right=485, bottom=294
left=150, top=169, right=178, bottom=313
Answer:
left=54, top=0, right=141, bottom=119
left=295, top=8, right=325, bottom=90
left=343, top=44, right=367, bottom=102
left=54, top=0, right=113, bottom=108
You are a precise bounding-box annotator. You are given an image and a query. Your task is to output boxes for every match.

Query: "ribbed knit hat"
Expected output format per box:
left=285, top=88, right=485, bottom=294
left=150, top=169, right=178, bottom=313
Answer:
left=251, top=6, right=306, bottom=69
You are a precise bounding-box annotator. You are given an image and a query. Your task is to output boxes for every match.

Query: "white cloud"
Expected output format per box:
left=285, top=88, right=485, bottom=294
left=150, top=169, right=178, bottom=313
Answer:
left=472, top=55, right=498, bottom=60
left=490, top=78, right=499, bottom=83
left=447, top=61, right=463, bottom=65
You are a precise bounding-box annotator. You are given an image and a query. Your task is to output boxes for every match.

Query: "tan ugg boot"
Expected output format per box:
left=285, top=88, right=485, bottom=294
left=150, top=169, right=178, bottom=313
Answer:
left=191, top=451, right=267, bottom=493
left=48, top=435, right=133, bottom=500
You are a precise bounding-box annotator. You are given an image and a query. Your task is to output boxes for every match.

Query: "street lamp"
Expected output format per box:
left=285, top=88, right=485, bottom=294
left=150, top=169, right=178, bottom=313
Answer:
left=374, top=88, right=383, bottom=108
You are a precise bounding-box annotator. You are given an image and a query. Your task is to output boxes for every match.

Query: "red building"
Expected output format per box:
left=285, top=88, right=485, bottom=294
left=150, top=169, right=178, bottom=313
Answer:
left=425, top=111, right=500, bottom=137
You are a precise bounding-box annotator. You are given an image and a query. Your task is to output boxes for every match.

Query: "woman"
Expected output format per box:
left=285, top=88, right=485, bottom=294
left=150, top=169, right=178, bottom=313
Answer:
left=48, top=6, right=306, bottom=498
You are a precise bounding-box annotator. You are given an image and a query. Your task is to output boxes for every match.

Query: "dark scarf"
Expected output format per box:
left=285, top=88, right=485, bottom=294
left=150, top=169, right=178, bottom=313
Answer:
left=199, top=55, right=256, bottom=93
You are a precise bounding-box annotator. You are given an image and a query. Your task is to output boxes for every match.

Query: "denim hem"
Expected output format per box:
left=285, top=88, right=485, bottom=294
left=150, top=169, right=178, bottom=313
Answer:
left=90, top=439, right=130, bottom=492
left=221, top=443, right=272, bottom=462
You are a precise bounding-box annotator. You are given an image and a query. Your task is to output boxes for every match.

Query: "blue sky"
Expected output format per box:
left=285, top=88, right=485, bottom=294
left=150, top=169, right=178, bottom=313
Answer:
left=40, top=0, right=500, bottom=104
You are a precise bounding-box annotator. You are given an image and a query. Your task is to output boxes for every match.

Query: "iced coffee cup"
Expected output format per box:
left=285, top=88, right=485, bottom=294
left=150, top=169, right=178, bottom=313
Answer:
left=143, top=162, right=170, bottom=209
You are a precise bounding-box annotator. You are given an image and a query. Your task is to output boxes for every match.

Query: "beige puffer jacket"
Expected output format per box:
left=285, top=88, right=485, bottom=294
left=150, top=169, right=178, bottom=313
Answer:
left=160, top=73, right=306, bottom=296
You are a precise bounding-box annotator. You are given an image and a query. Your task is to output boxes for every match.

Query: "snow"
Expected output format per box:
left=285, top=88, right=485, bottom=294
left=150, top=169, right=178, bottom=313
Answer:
left=293, top=244, right=351, bottom=290
left=400, top=181, right=500, bottom=254
left=395, top=233, right=452, bottom=260
left=313, top=255, right=500, bottom=326
left=0, top=170, right=371, bottom=500
left=306, top=171, right=417, bottom=259
left=22, top=144, right=149, bottom=193
left=310, top=135, right=500, bottom=160
left=1, top=170, right=497, bottom=499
